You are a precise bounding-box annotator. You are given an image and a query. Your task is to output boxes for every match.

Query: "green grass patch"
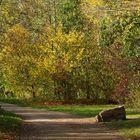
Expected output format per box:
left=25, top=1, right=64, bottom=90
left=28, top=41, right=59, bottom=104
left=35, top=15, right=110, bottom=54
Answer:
left=0, top=98, right=31, bottom=107
left=0, top=108, right=22, bottom=139
left=32, top=104, right=118, bottom=117
left=106, top=109, right=140, bottom=140
left=107, top=119, right=140, bottom=140
left=0, top=110, right=22, bottom=132
left=0, top=98, right=118, bottom=117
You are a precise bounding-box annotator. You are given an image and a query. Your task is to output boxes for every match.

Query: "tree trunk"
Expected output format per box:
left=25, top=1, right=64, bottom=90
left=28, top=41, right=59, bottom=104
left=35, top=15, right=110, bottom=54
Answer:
left=31, top=85, right=36, bottom=99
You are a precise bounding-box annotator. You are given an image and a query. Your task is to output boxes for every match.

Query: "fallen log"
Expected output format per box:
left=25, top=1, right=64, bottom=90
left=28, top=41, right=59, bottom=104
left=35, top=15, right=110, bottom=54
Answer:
left=95, top=106, right=126, bottom=122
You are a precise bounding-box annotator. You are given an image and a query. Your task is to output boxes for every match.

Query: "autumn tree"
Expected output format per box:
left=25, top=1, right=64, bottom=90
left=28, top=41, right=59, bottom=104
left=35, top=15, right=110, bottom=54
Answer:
left=0, top=24, right=48, bottom=98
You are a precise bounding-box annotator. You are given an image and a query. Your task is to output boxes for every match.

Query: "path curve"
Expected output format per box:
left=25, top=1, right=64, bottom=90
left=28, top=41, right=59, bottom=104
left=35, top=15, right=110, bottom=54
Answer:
left=0, top=103, right=125, bottom=140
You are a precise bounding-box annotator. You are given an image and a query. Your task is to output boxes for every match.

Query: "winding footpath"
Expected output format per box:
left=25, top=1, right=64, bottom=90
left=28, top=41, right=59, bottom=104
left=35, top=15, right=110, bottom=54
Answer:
left=0, top=103, right=125, bottom=140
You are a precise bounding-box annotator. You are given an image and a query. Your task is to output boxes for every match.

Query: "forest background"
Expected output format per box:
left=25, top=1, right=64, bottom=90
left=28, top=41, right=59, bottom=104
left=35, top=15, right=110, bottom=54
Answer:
left=0, top=0, right=140, bottom=108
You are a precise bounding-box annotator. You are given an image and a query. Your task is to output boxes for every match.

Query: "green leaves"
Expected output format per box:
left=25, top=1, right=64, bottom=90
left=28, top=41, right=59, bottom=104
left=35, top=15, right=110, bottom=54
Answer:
left=100, top=8, right=140, bottom=57
left=61, top=0, right=84, bottom=33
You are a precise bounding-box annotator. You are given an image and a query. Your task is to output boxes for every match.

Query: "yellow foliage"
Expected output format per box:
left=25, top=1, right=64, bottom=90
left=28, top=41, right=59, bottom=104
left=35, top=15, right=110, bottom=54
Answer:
left=4, top=24, right=30, bottom=53
left=84, top=0, right=103, bottom=6
left=81, top=0, right=103, bottom=24
left=0, top=24, right=48, bottom=94
left=44, top=29, right=85, bottom=74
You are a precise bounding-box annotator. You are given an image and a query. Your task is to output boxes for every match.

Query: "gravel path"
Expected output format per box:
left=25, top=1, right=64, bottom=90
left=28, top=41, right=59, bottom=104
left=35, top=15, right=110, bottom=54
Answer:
left=0, top=103, right=125, bottom=140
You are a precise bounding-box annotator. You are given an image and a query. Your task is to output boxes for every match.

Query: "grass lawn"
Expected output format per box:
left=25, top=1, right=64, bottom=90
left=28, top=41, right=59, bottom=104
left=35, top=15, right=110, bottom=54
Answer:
left=107, top=109, right=140, bottom=140
left=0, top=98, right=140, bottom=140
left=0, top=108, right=22, bottom=140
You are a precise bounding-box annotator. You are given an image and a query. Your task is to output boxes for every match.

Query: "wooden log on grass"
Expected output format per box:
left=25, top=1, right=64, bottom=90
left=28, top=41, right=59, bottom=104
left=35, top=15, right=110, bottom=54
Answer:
left=95, top=106, right=126, bottom=122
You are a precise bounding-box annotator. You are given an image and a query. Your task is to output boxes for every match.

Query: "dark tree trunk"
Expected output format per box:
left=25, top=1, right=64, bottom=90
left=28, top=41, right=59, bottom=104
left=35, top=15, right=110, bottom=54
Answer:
left=31, top=85, right=36, bottom=99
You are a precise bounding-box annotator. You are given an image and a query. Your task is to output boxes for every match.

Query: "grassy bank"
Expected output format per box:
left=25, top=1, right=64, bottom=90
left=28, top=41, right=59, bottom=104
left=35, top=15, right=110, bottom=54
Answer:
left=0, top=98, right=140, bottom=140
left=106, top=108, right=140, bottom=140
left=0, top=108, right=22, bottom=140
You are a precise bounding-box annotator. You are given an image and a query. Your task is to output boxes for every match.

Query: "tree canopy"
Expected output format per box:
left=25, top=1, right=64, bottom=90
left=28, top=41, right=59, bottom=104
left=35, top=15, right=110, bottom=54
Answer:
left=0, top=0, right=139, bottom=105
